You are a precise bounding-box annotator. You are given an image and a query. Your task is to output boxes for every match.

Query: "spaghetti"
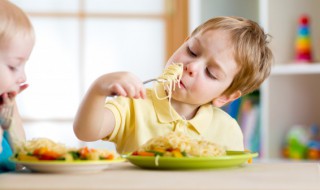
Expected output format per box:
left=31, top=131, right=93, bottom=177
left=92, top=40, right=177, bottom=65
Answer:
left=154, top=63, right=183, bottom=100
left=133, top=131, right=226, bottom=157
left=15, top=138, right=118, bottom=161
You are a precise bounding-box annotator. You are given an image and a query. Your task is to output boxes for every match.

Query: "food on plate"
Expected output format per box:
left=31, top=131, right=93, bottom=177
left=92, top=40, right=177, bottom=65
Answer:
left=132, top=131, right=226, bottom=158
left=14, top=138, right=118, bottom=161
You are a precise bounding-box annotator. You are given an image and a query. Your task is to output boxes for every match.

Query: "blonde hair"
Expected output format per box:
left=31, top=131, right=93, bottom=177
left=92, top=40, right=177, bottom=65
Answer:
left=0, top=0, right=34, bottom=47
left=191, top=16, right=273, bottom=96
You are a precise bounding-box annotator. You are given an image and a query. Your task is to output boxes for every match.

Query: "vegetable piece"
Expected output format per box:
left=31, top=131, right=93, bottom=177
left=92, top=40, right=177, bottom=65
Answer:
left=68, top=151, right=81, bottom=160
left=153, top=148, right=166, bottom=153
left=33, top=147, right=61, bottom=160
left=100, top=154, right=114, bottom=160
left=138, top=151, right=155, bottom=157
left=17, top=154, right=39, bottom=161
left=171, top=149, right=183, bottom=158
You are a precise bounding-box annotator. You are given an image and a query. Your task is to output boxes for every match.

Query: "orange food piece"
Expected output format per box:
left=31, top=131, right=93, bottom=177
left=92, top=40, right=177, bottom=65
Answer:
left=103, top=154, right=114, bottom=160
left=138, top=151, right=155, bottom=157
left=153, top=147, right=166, bottom=153
left=33, top=147, right=61, bottom=160
left=79, top=146, right=96, bottom=159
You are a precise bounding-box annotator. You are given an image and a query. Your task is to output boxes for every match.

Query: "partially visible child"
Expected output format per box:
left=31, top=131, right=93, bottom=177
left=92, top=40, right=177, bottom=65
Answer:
left=73, top=16, right=273, bottom=154
left=0, top=0, right=35, bottom=172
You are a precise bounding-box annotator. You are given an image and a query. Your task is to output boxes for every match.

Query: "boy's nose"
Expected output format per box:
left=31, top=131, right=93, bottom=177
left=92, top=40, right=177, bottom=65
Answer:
left=184, top=62, right=200, bottom=77
left=17, top=72, right=27, bottom=84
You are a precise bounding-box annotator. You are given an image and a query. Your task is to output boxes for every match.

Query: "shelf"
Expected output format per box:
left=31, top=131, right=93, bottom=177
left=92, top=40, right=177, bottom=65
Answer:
left=193, top=0, right=320, bottom=160
left=271, top=63, right=320, bottom=75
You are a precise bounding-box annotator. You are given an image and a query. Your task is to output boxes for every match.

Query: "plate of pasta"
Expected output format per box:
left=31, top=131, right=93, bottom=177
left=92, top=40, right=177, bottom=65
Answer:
left=126, top=151, right=258, bottom=170
left=11, top=138, right=125, bottom=173
left=125, top=131, right=258, bottom=170
left=11, top=158, right=125, bottom=173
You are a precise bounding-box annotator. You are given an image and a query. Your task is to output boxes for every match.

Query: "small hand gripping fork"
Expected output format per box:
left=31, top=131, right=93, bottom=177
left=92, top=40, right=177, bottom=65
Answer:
left=0, top=104, right=14, bottom=150
left=0, top=104, right=13, bottom=129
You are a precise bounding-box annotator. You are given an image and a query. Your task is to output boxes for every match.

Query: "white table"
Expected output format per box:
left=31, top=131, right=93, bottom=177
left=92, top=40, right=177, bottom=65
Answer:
left=1, top=161, right=320, bottom=190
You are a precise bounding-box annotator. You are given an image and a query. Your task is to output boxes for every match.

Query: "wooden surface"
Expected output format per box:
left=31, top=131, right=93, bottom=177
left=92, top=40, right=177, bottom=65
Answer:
left=1, top=161, right=320, bottom=190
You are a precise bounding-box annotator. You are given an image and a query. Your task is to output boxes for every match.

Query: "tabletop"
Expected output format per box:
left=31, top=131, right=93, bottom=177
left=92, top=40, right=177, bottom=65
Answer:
left=1, top=161, right=320, bottom=190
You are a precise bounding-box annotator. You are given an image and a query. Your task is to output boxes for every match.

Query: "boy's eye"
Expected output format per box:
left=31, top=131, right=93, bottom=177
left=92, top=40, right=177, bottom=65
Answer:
left=187, top=47, right=197, bottom=57
left=206, top=68, right=217, bottom=80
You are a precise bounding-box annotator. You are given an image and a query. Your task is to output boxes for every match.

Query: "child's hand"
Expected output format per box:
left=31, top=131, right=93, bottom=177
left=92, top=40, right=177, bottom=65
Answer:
left=0, top=84, right=28, bottom=147
left=0, top=84, right=28, bottom=105
left=94, top=72, right=146, bottom=99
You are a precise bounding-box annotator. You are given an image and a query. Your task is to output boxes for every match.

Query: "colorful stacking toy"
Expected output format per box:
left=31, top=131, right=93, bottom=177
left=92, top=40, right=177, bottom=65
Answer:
left=295, top=15, right=312, bottom=63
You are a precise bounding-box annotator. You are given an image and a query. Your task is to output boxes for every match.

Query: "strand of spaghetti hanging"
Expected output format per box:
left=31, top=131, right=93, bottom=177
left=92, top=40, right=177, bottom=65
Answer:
left=150, top=63, right=183, bottom=119
left=153, top=62, right=183, bottom=100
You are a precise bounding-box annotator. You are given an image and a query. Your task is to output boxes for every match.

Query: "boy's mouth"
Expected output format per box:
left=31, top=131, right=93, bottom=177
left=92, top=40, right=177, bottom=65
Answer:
left=179, top=80, right=185, bottom=89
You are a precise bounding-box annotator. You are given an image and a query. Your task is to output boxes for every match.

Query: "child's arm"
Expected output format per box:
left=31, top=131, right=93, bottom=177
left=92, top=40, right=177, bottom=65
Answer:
left=0, top=102, right=25, bottom=152
left=73, top=72, right=146, bottom=141
left=0, top=89, right=26, bottom=151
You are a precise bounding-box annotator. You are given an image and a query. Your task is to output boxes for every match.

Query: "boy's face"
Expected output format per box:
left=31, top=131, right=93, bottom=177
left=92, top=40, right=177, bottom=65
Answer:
left=166, top=29, right=240, bottom=107
left=0, top=35, right=34, bottom=95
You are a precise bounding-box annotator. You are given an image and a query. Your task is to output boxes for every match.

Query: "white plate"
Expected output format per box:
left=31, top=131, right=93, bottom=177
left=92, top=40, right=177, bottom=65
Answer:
left=10, top=158, right=126, bottom=173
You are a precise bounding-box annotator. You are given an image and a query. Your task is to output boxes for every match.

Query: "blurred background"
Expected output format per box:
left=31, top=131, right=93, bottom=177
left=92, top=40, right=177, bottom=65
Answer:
left=11, top=0, right=320, bottom=160
left=12, top=0, right=191, bottom=150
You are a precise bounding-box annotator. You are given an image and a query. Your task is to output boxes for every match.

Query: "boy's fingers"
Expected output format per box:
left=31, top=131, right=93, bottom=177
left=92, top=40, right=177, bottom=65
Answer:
left=110, top=84, right=127, bottom=97
left=139, top=89, right=146, bottom=99
left=1, top=93, right=12, bottom=104
left=8, top=92, right=17, bottom=99
left=0, top=84, right=28, bottom=103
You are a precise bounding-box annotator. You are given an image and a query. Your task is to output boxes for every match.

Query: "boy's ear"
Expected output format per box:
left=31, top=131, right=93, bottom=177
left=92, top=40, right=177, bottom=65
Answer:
left=212, top=90, right=242, bottom=107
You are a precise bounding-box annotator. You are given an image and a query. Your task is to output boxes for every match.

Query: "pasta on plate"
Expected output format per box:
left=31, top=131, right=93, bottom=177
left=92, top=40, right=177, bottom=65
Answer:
left=132, top=131, right=226, bottom=158
left=14, top=138, right=118, bottom=161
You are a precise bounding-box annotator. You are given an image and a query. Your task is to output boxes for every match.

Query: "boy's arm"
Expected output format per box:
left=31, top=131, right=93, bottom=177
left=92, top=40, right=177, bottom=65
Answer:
left=73, top=85, right=116, bottom=141
left=1, top=90, right=26, bottom=149
left=73, top=72, right=146, bottom=141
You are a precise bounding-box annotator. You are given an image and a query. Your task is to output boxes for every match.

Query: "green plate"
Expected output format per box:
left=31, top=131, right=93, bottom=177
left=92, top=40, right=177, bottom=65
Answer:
left=125, top=151, right=258, bottom=170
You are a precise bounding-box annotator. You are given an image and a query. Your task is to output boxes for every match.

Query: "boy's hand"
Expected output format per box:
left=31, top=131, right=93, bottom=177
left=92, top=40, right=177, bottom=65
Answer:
left=94, top=72, right=146, bottom=99
left=0, top=84, right=28, bottom=105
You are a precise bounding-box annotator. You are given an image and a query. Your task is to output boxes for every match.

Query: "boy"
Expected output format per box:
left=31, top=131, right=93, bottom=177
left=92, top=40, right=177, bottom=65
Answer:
left=73, top=16, right=273, bottom=154
left=0, top=0, right=35, bottom=172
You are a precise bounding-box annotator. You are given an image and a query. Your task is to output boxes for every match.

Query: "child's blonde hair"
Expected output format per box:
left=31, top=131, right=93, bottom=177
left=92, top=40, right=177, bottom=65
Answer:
left=0, top=0, right=34, bottom=47
left=191, top=16, right=273, bottom=96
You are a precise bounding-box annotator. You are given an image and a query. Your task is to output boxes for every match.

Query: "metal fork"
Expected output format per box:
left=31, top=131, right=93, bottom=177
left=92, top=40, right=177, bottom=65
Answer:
left=143, top=78, right=167, bottom=85
left=0, top=104, right=14, bottom=150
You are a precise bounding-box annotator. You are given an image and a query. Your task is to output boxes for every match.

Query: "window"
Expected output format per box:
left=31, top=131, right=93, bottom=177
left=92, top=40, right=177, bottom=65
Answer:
left=12, top=0, right=188, bottom=148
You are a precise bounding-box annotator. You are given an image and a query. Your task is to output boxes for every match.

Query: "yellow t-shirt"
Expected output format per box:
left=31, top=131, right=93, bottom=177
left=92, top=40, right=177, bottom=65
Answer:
left=104, top=86, right=244, bottom=154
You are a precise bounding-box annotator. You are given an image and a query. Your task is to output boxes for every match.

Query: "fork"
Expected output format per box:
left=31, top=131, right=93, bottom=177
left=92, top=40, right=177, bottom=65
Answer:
left=0, top=104, right=14, bottom=150
left=143, top=78, right=167, bottom=85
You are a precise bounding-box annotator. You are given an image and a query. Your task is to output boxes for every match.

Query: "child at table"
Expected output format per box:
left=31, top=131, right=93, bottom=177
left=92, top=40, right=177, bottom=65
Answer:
left=73, top=16, right=273, bottom=154
left=0, top=0, right=35, bottom=172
